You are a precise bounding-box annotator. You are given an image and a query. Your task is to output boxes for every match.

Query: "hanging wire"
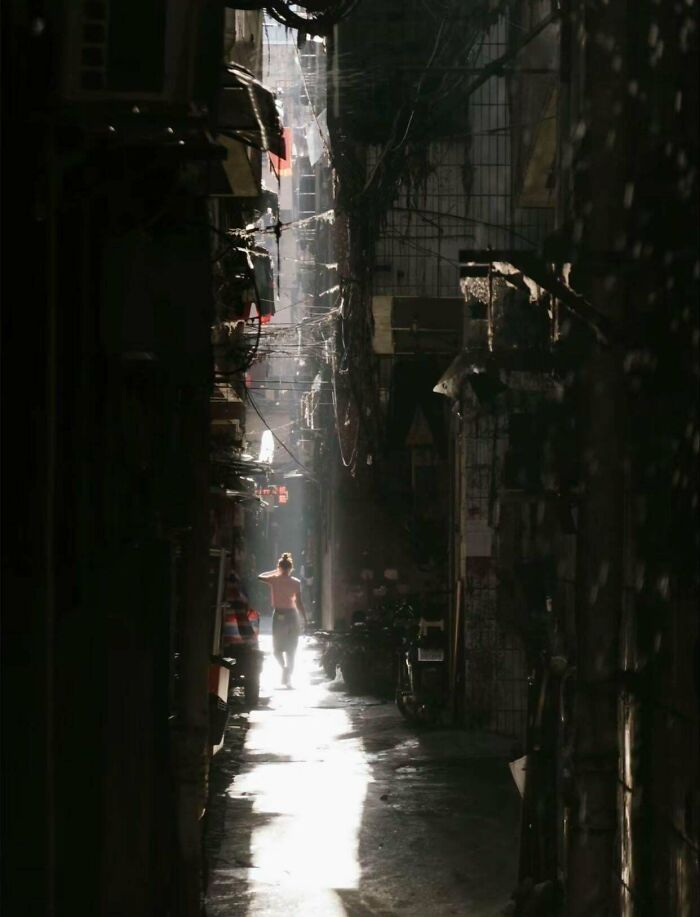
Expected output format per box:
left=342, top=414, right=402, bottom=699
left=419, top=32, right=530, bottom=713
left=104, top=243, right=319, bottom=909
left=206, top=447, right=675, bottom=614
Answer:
left=246, top=388, right=318, bottom=480
left=294, top=42, right=334, bottom=166
left=327, top=326, right=359, bottom=470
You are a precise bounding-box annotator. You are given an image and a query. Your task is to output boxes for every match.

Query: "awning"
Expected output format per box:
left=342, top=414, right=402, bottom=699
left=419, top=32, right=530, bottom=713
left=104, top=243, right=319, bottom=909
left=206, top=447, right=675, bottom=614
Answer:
left=433, top=350, right=489, bottom=400
left=218, top=64, right=286, bottom=158
left=433, top=349, right=512, bottom=404
left=434, top=347, right=561, bottom=402
left=210, top=487, right=265, bottom=504
left=458, top=249, right=614, bottom=345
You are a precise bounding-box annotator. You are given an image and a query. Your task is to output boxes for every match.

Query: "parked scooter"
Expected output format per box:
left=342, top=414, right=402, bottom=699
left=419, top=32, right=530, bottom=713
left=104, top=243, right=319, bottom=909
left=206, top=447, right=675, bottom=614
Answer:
left=310, top=629, right=344, bottom=681
left=338, top=609, right=400, bottom=697
left=395, top=605, right=448, bottom=725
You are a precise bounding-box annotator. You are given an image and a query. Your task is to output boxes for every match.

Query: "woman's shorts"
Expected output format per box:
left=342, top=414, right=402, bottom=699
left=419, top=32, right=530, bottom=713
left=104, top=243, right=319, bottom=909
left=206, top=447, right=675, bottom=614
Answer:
left=272, top=608, right=300, bottom=655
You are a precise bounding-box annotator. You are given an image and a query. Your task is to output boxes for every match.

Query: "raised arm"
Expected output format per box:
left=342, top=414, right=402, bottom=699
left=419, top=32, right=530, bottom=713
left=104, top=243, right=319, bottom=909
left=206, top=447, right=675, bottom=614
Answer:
left=258, top=570, right=277, bottom=582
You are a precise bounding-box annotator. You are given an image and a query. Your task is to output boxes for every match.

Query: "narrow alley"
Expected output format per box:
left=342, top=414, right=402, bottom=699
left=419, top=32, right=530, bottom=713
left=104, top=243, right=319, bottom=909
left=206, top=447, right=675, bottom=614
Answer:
left=2, top=2, right=698, bottom=917
left=205, top=637, right=520, bottom=917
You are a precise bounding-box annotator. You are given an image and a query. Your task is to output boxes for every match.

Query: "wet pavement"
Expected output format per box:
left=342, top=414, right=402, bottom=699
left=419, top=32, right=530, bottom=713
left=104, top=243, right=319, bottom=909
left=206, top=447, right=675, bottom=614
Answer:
left=205, top=636, right=521, bottom=917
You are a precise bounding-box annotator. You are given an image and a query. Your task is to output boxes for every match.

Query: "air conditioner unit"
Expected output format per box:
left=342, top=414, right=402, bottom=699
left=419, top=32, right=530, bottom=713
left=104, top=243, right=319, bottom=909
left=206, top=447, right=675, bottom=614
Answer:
left=60, top=0, right=199, bottom=107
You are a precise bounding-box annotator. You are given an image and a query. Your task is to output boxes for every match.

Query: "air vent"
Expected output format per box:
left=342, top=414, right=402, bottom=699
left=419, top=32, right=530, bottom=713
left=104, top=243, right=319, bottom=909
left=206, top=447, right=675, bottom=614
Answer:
left=61, top=0, right=186, bottom=105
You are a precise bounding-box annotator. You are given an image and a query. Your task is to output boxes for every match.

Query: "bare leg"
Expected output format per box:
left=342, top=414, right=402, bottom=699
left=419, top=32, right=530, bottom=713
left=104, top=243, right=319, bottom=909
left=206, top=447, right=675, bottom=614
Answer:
left=286, top=637, right=299, bottom=680
left=273, top=612, right=286, bottom=680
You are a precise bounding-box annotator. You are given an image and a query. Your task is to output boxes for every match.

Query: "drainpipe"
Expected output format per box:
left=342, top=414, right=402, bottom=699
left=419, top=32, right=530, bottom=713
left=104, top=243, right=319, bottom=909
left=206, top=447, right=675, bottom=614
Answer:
left=565, top=0, right=628, bottom=912
left=568, top=341, right=624, bottom=915
left=448, top=400, right=464, bottom=724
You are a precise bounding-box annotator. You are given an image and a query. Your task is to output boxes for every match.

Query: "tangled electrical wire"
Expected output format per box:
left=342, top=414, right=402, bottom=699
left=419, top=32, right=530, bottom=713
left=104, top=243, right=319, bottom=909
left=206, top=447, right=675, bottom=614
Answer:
left=245, top=388, right=318, bottom=480
left=256, top=0, right=362, bottom=37
left=332, top=0, right=517, bottom=261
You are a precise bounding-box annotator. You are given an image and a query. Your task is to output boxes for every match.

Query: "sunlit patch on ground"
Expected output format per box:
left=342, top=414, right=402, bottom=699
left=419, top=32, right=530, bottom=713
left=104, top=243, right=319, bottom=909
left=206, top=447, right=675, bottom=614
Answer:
left=212, top=638, right=370, bottom=913
left=206, top=638, right=520, bottom=917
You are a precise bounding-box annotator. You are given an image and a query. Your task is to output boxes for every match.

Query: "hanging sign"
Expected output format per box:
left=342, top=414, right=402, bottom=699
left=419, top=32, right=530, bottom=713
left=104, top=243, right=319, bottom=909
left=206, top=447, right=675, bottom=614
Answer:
left=255, top=484, right=289, bottom=506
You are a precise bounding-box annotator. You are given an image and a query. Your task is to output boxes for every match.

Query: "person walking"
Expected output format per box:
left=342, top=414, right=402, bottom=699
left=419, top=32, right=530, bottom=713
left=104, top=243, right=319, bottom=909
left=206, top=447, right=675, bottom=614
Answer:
left=258, top=553, right=308, bottom=687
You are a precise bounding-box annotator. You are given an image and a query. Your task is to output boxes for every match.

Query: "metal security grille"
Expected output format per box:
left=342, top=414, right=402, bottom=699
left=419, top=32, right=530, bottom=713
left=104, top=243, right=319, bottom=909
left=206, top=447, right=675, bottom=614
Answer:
left=467, top=18, right=554, bottom=251
left=462, top=408, right=529, bottom=746
left=465, top=591, right=529, bottom=743
left=371, top=140, right=474, bottom=298
left=367, top=14, right=554, bottom=303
